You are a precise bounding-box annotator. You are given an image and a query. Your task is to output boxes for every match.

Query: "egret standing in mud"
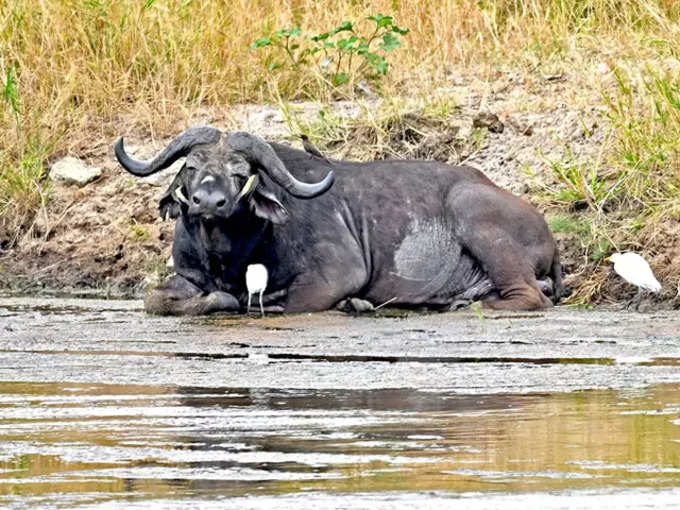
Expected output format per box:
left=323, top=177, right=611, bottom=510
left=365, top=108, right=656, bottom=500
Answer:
left=607, top=252, right=661, bottom=310
left=246, top=264, right=268, bottom=317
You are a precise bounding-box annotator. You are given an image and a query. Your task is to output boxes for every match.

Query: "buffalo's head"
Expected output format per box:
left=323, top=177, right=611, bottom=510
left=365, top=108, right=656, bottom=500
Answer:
left=114, top=127, right=334, bottom=224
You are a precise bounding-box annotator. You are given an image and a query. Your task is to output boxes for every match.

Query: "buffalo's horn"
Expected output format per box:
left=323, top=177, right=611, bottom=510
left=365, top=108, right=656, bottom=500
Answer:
left=114, top=126, right=221, bottom=176
left=226, top=131, right=334, bottom=198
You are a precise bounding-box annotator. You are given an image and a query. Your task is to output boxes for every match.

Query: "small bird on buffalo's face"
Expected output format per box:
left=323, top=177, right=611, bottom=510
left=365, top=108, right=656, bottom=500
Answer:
left=246, top=264, right=268, bottom=317
left=607, top=252, right=661, bottom=311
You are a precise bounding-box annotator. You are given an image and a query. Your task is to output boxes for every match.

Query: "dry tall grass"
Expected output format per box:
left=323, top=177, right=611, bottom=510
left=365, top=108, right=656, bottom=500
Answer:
left=1, top=0, right=679, bottom=299
left=2, top=0, right=678, bottom=147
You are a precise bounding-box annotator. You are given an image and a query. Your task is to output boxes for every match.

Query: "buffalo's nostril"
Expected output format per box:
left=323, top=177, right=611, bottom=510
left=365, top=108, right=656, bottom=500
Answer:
left=192, top=196, right=200, bottom=205
left=216, top=199, right=226, bottom=208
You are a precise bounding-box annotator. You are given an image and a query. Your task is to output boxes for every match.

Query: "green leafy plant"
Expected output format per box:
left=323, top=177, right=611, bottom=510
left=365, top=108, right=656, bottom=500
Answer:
left=250, top=13, right=408, bottom=89
left=128, top=219, right=150, bottom=242
left=590, top=237, right=613, bottom=262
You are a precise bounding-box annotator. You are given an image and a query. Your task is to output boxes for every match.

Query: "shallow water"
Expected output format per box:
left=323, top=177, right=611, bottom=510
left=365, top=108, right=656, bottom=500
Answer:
left=1, top=383, right=680, bottom=508
left=1, top=297, right=679, bottom=508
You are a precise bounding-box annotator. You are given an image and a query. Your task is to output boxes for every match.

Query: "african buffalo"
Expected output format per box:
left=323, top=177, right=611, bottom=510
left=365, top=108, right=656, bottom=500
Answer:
left=114, top=126, right=563, bottom=315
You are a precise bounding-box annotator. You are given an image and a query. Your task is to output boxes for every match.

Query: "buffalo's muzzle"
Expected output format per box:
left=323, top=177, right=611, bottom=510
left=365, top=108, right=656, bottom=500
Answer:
left=191, top=189, right=228, bottom=216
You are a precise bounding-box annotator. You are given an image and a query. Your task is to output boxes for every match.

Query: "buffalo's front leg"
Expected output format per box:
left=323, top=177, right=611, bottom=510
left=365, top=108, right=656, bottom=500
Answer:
left=145, top=274, right=240, bottom=316
left=283, top=240, right=369, bottom=313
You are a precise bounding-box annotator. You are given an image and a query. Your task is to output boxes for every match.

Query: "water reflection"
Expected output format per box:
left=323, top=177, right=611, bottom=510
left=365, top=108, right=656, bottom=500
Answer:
left=0, top=382, right=679, bottom=507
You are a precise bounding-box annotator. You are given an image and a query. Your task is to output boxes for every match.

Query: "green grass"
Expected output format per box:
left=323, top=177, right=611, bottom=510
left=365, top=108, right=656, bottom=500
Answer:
left=604, top=66, right=680, bottom=212
left=545, top=64, right=680, bottom=220
left=548, top=214, right=591, bottom=236
left=538, top=62, right=680, bottom=302
left=127, top=220, right=151, bottom=242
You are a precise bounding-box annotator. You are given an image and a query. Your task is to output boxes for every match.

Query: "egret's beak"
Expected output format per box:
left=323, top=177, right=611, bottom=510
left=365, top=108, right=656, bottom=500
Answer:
left=603, top=256, right=611, bottom=262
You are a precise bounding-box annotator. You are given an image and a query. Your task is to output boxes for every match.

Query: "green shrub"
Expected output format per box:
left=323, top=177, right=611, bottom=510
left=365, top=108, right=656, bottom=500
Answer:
left=250, top=14, right=409, bottom=91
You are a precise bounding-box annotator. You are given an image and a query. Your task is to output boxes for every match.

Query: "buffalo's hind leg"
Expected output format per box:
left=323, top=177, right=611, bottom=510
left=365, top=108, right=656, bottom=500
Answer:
left=336, top=297, right=375, bottom=313
left=458, top=227, right=553, bottom=311
left=482, top=267, right=552, bottom=311
left=145, top=274, right=240, bottom=316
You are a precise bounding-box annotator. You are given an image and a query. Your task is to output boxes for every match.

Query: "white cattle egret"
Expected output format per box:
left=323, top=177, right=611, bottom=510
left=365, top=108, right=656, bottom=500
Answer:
left=608, top=252, right=661, bottom=310
left=246, top=264, right=268, bottom=317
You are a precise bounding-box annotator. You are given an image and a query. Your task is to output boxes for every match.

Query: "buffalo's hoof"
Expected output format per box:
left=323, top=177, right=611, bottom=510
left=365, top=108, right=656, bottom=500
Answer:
left=448, top=299, right=472, bottom=311
left=205, top=291, right=240, bottom=313
left=337, top=297, right=375, bottom=314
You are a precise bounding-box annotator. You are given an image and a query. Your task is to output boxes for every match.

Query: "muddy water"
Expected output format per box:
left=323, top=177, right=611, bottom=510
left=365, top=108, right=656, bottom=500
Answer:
left=1, top=297, right=680, bottom=508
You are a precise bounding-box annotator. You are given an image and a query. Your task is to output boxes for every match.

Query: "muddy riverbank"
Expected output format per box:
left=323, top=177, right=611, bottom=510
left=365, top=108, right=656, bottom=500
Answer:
left=2, top=97, right=677, bottom=307
left=1, top=297, right=680, bottom=391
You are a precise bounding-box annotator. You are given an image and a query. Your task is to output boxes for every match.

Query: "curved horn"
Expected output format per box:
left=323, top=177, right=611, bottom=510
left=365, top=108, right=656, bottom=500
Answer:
left=114, top=126, right=221, bottom=176
left=226, top=131, right=334, bottom=198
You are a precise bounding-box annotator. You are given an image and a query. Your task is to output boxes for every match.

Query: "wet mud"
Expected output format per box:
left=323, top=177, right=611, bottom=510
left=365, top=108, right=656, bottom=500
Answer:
left=1, top=297, right=679, bottom=508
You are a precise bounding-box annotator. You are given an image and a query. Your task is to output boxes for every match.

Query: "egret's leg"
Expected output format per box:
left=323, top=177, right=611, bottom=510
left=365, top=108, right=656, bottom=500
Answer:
left=247, top=293, right=252, bottom=314
left=259, top=290, right=265, bottom=317
left=625, top=289, right=642, bottom=311
left=633, top=289, right=643, bottom=311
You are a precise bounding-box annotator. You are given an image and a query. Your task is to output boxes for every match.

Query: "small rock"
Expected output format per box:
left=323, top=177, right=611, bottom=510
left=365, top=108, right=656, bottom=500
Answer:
left=472, top=112, right=504, bottom=134
left=51, top=157, right=102, bottom=186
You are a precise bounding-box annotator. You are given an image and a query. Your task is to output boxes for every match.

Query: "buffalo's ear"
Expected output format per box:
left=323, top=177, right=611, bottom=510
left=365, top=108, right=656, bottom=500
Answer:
left=158, top=170, right=185, bottom=220
left=159, top=191, right=181, bottom=221
left=250, top=188, right=289, bottom=224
